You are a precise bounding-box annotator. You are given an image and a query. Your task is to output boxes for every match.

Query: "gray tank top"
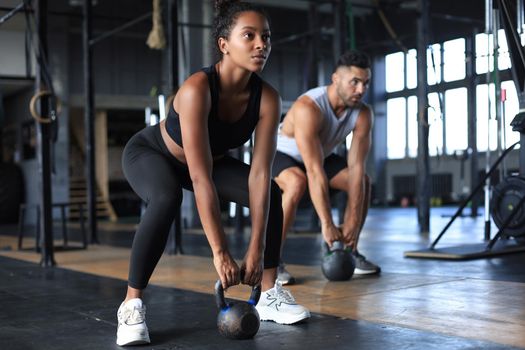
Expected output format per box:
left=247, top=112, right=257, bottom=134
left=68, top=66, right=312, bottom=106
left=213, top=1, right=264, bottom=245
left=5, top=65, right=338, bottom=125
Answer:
left=276, top=86, right=362, bottom=162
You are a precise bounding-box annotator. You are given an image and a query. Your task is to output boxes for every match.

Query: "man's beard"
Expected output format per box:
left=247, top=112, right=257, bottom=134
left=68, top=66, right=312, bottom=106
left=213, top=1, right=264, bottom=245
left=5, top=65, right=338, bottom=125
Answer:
left=345, top=96, right=361, bottom=108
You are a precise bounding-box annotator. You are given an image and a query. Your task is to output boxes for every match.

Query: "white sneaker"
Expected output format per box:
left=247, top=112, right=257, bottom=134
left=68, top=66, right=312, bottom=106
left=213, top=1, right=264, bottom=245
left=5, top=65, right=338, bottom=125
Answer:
left=352, top=251, right=381, bottom=275
left=256, top=282, right=310, bottom=324
left=116, top=298, right=151, bottom=346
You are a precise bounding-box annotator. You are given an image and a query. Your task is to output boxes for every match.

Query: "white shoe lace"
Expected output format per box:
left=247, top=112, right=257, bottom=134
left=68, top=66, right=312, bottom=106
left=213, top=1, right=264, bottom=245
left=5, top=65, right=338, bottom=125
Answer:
left=120, top=305, right=146, bottom=325
left=274, top=283, right=296, bottom=304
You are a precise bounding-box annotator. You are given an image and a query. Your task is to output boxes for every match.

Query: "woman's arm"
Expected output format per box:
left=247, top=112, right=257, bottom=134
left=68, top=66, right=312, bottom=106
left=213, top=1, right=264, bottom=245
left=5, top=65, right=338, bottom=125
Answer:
left=175, top=73, right=239, bottom=288
left=242, top=83, right=281, bottom=286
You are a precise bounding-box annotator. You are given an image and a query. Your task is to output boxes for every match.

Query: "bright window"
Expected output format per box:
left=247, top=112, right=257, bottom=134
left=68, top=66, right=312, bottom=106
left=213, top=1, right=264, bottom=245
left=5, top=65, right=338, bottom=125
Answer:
left=501, top=80, right=520, bottom=148
left=384, top=35, right=515, bottom=161
left=476, top=30, right=512, bottom=74
left=427, top=44, right=441, bottom=85
left=476, top=81, right=520, bottom=152
left=407, top=96, right=418, bottom=157
left=387, top=98, right=407, bottom=159
left=476, top=83, right=498, bottom=151
left=445, top=88, right=468, bottom=154
left=497, top=30, right=512, bottom=71
left=346, top=132, right=353, bottom=150
left=476, top=33, right=493, bottom=74
left=406, top=49, right=418, bottom=89
left=443, top=38, right=466, bottom=82
left=385, top=52, right=405, bottom=92
left=428, top=92, right=443, bottom=156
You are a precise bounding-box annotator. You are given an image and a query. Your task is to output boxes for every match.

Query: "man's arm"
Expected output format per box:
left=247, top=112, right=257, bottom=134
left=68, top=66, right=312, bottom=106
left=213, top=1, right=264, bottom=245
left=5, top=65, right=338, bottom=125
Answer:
left=342, top=106, right=373, bottom=248
left=294, top=98, right=343, bottom=245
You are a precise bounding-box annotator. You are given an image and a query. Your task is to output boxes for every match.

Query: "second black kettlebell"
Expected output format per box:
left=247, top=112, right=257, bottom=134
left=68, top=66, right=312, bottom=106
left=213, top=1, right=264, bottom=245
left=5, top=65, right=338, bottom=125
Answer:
left=321, top=240, right=355, bottom=281
left=214, top=280, right=261, bottom=339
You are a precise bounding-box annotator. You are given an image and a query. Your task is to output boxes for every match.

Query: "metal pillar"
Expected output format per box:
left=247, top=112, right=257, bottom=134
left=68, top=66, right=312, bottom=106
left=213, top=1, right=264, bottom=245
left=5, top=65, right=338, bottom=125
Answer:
left=371, top=57, right=388, bottom=205
left=416, top=0, right=430, bottom=233
left=332, top=0, right=347, bottom=60
left=440, top=46, right=446, bottom=155
left=35, top=0, right=56, bottom=267
left=166, top=0, right=179, bottom=95
left=467, top=32, right=479, bottom=217
left=483, top=0, right=494, bottom=241
left=83, top=0, right=98, bottom=243
left=164, top=0, right=183, bottom=254
left=498, top=0, right=525, bottom=171
left=346, top=1, right=356, bottom=50
left=493, top=8, right=503, bottom=181
left=0, top=93, right=4, bottom=158
left=518, top=0, right=524, bottom=34
left=520, top=129, right=525, bottom=176
left=306, top=3, right=319, bottom=90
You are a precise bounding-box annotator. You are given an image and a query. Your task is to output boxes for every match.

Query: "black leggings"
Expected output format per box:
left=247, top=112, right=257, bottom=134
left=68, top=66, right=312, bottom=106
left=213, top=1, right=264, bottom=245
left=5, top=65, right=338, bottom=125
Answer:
left=122, top=125, right=282, bottom=289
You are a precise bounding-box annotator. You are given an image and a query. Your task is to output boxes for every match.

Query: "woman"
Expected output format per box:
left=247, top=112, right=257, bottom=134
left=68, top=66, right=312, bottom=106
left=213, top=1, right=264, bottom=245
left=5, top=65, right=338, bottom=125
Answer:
left=116, top=0, right=310, bottom=346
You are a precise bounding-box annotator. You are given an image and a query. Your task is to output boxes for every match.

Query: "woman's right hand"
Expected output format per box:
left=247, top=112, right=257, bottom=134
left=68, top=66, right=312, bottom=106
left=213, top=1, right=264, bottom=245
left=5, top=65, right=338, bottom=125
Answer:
left=213, top=250, right=240, bottom=290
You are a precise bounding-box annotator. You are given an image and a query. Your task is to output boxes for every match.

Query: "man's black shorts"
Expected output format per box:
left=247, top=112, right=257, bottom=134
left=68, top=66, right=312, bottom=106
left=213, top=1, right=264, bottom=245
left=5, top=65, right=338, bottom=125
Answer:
left=272, top=150, right=347, bottom=180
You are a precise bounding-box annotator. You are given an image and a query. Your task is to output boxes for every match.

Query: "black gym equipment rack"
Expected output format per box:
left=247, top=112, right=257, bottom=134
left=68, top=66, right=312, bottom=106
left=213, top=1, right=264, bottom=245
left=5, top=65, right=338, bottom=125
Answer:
left=1, top=0, right=59, bottom=266
left=405, top=0, right=525, bottom=260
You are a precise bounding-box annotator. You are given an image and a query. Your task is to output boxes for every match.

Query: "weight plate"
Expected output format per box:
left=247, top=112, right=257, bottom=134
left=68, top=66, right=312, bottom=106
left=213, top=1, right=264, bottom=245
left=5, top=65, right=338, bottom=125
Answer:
left=491, top=176, right=525, bottom=238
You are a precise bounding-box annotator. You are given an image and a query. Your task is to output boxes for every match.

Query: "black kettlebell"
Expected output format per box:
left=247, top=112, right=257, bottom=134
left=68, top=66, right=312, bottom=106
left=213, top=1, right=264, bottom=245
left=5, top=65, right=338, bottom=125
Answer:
left=214, top=280, right=261, bottom=339
left=321, top=240, right=355, bottom=281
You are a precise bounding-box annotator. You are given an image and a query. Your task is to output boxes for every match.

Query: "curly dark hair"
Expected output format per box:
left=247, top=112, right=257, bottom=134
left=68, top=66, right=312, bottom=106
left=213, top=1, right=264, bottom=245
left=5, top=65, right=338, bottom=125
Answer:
left=335, top=50, right=371, bottom=71
left=212, top=0, right=269, bottom=59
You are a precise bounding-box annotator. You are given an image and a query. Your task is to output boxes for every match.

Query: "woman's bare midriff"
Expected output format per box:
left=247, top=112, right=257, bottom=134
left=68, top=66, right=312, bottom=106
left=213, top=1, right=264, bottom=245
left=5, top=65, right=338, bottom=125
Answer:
left=159, top=120, right=188, bottom=163
left=159, top=119, right=224, bottom=163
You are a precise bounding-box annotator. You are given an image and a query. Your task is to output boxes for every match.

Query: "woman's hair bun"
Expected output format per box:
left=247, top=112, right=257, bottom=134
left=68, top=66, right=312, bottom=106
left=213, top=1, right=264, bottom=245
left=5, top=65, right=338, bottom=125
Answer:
left=214, top=0, right=240, bottom=14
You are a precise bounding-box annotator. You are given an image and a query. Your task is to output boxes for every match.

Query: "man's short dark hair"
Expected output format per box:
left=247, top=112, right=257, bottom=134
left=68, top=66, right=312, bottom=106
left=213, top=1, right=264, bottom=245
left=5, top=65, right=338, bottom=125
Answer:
left=335, top=50, right=371, bottom=71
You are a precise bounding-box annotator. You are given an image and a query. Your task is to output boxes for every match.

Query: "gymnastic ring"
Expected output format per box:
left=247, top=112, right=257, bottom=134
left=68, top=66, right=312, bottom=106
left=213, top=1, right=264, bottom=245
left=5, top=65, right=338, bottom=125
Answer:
left=29, top=90, right=61, bottom=124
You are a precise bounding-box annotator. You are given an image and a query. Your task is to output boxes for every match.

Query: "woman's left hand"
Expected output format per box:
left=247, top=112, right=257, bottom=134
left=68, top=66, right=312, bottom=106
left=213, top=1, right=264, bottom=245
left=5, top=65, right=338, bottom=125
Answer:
left=241, top=248, right=264, bottom=287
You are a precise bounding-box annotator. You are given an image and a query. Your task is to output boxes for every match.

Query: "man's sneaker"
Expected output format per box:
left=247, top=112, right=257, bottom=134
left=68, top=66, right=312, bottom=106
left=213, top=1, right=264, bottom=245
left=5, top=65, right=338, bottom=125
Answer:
left=256, top=282, right=310, bottom=324
left=276, top=261, right=296, bottom=285
left=352, top=251, right=381, bottom=275
left=116, top=298, right=151, bottom=346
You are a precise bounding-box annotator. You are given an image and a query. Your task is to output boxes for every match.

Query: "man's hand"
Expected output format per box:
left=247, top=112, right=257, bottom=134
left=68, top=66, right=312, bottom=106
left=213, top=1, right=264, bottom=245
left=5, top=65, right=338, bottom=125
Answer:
left=341, top=223, right=359, bottom=250
left=321, top=222, right=344, bottom=246
left=343, top=233, right=358, bottom=250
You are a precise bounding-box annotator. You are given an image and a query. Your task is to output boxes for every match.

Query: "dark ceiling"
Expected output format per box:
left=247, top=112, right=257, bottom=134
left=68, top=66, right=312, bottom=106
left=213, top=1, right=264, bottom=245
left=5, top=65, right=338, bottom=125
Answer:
left=353, top=0, right=486, bottom=54
left=0, top=0, right=500, bottom=58
left=261, top=0, right=487, bottom=56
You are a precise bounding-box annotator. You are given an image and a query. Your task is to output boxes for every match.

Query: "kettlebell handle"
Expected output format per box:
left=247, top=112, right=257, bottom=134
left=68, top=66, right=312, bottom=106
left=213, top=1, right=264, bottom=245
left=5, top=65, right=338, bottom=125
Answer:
left=322, top=240, right=346, bottom=255
left=214, top=280, right=262, bottom=310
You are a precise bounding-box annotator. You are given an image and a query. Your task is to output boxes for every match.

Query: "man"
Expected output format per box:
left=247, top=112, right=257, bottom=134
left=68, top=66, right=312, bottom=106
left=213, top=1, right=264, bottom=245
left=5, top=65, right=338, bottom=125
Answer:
left=273, top=50, right=380, bottom=284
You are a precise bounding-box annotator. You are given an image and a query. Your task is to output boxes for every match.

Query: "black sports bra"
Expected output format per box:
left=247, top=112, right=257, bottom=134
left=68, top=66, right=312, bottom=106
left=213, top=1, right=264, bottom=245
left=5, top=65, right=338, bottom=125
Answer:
left=165, top=65, right=263, bottom=156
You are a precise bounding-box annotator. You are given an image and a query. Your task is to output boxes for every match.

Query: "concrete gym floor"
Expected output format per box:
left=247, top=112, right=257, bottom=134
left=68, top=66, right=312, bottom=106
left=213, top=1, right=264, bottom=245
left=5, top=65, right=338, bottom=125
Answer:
left=1, top=207, right=524, bottom=350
